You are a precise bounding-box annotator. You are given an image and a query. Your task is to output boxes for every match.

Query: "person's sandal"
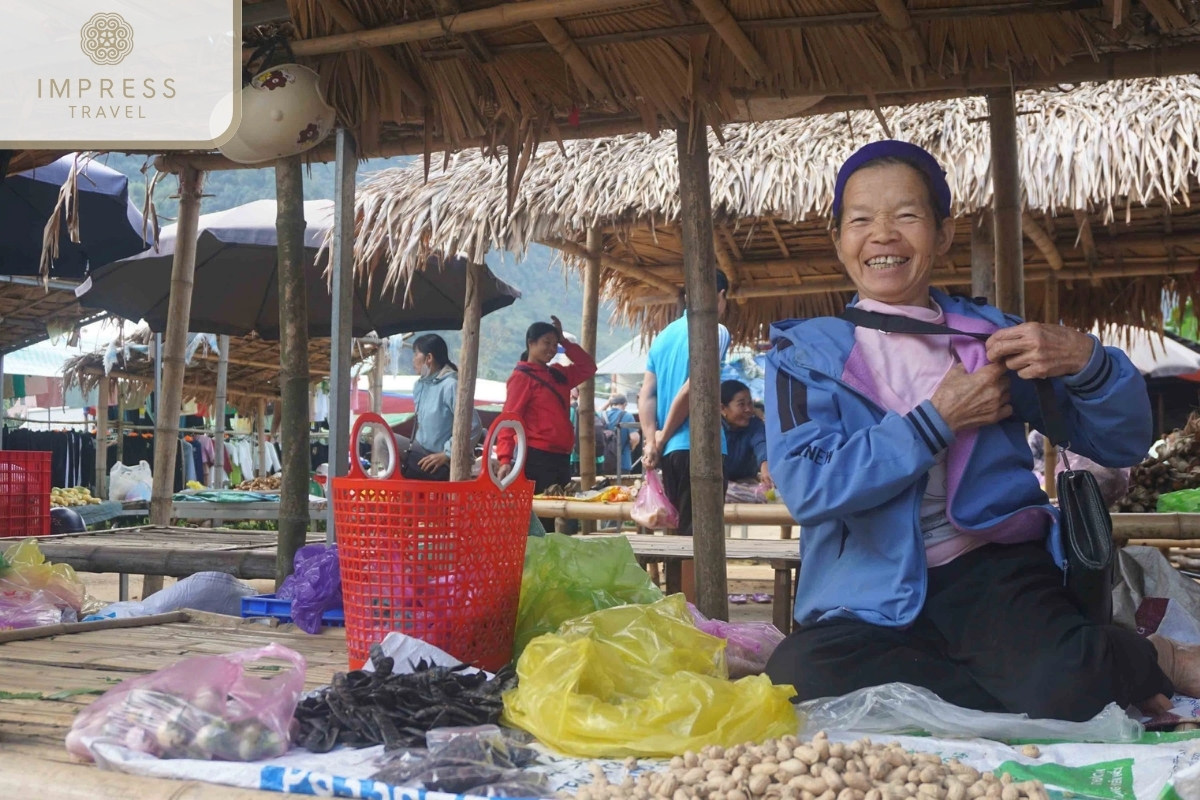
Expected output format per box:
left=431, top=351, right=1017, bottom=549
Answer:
left=728, top=594, right=748, bottom=605
left=751, top=593, right=771, bottom=604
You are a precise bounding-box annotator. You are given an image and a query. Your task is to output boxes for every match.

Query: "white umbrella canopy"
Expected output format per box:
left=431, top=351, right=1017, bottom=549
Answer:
left=1098, top=326, right=1200, bottom=379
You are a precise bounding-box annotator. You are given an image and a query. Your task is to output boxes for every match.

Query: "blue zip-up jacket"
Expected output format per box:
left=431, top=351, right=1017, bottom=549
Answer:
left=765, top=290, right=1151, bottom=628
left=412, top=367, right=482, bottom=457
left=724, top=417, right=768, bottom=482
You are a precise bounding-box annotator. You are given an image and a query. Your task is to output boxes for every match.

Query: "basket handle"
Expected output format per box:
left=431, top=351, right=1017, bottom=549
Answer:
left=347, top=412, right=398, bottom=481
left=484, top=413, right=527, bottom=492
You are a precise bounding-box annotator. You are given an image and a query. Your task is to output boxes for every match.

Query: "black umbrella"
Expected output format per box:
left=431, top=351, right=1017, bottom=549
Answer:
left=77, top=199, right=520, bottom=338
left=0, top=154, right=149, bottom=279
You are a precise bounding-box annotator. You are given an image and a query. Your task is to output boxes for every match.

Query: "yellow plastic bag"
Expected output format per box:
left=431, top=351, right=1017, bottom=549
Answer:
left=502, top=595, right=798, bottom=758
left=0, top=538, right=84, bottom=612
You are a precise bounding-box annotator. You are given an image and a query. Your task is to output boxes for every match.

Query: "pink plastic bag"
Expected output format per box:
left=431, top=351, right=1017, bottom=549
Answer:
left=688, top=603, right=785, bottom=678
left=66, top=644, right=306, bottom=763
left=0, top=589, right=65, bottom=630
left=631, top=470, right=680, bottom=530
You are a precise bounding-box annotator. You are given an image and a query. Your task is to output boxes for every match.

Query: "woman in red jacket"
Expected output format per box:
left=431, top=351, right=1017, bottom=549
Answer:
left=497, top=317, right=597, bottom=505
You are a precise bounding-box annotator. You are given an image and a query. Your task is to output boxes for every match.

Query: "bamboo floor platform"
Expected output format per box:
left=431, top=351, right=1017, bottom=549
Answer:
left=0, top=613, right=347, bottom=798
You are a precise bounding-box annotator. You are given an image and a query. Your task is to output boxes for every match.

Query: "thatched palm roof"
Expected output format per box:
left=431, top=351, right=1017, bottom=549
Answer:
left=0, top=279, right=108, bottom=357
left=62, top=326, right=376, bottom=412
left=269, top=0, right=1200, bottom=166
left=350, top=77, right=1200, bottom=340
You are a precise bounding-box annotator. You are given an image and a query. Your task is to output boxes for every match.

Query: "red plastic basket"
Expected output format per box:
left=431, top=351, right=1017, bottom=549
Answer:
left=0, top=451, right=52, bottom=538
left=332, top=412, right=533, bottom=671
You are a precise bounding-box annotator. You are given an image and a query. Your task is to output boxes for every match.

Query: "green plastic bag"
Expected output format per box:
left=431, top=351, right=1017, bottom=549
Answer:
left=502, top=595, right=799, bottom=758
left=1157, top=488, right=1200, bottom=513
left=513, top=533, right=662, bottom=657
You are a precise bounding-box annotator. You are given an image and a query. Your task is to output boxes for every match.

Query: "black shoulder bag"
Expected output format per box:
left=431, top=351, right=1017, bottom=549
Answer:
left=840, top=307, right=1114, bottom=625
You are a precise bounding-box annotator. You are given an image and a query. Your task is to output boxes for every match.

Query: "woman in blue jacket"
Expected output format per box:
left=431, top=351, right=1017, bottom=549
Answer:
left=402, top=334, right=481, bottom=480
left=721, top=380, right=772, bottom=500
left=764, top=140, right=1197, bottom=721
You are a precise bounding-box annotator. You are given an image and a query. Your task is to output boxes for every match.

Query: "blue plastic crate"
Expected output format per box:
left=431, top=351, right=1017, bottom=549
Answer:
left=241, top=594, right=345, bottom=627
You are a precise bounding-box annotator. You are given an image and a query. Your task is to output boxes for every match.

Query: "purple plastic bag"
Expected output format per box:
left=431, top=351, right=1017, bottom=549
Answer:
left=277, top=544, right=342, bottom=634
left=688, top=603, right=785, bottom=678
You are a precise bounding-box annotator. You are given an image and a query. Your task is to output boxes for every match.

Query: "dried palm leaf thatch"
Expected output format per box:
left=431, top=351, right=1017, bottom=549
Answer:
left=350, top=76, right=1200, bottom=341
left=61, top=326, right=374, bottom=413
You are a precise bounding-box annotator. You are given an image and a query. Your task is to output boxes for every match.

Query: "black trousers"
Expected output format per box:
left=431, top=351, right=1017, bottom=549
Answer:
left=660, top=450, right=725, bottom=536
left=524, top=448, right=571, bottom=530
left=765, top=542, right=1172, bottom=722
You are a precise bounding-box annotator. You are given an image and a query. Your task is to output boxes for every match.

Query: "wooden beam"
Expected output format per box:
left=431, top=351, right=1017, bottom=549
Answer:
left=450, top=263, right=482, bottom=482
left=1022, top=212, right=1064, bottom=271
left=147, top=166, right=204, bottom=600
left=1074, top=210, right=1101, bottom=271
left=578, top=228, right=602, bottom=499
left=676, top=120, right=728, bottom=621
left=989, top=91, right=1024, bottom=317
left=971, top=211, right=995, bottom=304
left=534, top=18, right=614, bottom=102
left=95, top=376, right=108, bottom=498
left=766, top=218, right=791, bottom=258
left=690, top=0, right=771, bottom=81
left=275, top=155, right=310, bottom=586
left=290, top=0, right=620, bottom=57
left=542, top=237, right=680, bottom=295
left=319, top=0, right=428, bottom=109
left=873, top=0, right=926, bottom=69
left=712, top=231, right=740, bottom=289
left=212, top=334, right=229, bottom=488
left=429, top=0, right=494, bottom=62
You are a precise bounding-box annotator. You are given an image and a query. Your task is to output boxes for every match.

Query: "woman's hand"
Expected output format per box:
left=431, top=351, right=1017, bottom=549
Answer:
left=418, top=452, right=450, bottom=473
left=550, top=315, right=564, bottom=343
left=931, top=363, right=1012, bottom=433
left=985, top=323, right=1094, bottom=379
left=497, top=462, right=513, bottom=481
left=759, top=462, right=774, bottom=490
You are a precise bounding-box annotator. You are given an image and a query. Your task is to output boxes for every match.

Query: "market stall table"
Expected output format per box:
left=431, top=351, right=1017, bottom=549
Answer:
left=116, top=498, right=329, bottom=523
left=34, top=527, right=325, bottom=600
left=0, top=612, right=345, bottom=798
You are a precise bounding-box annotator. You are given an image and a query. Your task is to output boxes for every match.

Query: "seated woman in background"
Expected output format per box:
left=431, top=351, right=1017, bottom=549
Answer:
left=721, top=380, right=773, bottom=503
left=400, top=333, right=481, bottom=480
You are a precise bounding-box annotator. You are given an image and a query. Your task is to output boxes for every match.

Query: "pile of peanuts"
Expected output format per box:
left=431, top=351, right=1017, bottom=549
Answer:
left=568, top=733, right=1048, bottom=800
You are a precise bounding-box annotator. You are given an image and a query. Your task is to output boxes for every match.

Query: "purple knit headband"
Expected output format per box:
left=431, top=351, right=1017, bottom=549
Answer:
left=832, top=140, right=951, bottom=220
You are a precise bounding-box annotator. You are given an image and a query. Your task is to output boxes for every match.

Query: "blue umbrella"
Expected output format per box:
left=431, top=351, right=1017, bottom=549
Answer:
left=0, top=154, right=149, bottom=279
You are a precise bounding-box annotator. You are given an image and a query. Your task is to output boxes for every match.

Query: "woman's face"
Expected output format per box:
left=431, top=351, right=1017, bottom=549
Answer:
left=412, top=348, right=435, bottom=376
left=527, top=332, right=559, bottom=365
left=721, top=390, right=755, bottom=428
left=833, top=163, right=955, bottom=307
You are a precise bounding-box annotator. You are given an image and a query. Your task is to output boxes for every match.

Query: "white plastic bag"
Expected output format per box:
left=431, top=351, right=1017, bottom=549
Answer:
left=109, top=461, right=153, bottom=502
left=797, top=683, right=1142, bottom=743
left=86, top=572, right=257, bottom=621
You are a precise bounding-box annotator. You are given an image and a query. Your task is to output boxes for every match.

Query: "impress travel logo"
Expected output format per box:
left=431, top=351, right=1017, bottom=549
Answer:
left=0, top=1, right=241, bottom=147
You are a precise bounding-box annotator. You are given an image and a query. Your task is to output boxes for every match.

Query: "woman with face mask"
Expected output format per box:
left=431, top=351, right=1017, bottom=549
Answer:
left=496, top=317, right=597, bottom=523
left=399, top=333, right=481, bottom=480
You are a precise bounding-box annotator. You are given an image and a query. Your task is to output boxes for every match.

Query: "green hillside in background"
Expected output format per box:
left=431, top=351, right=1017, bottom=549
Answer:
left=96, top=154, right=632, bottom=380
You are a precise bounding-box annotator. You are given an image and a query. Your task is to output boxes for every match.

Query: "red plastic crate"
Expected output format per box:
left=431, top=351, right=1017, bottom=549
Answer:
left=0, top=451, right=52, bottom=538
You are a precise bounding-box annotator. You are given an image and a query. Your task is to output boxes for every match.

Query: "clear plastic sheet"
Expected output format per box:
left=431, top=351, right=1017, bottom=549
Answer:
left=503, top=595, right=799, bottom=758
left=67, top=644, right=307, bottom=762
left=797, top=683, right=1143, bottom=743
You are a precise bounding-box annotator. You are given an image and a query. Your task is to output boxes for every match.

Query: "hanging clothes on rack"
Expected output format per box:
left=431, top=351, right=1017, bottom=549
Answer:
left=3, top=429, right=96, bottom=489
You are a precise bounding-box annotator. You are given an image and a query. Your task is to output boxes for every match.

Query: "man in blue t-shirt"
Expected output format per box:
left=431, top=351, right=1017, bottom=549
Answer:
left=638, top=271, right=731, bottom=601
left=601, top=395, right=639, bottom=474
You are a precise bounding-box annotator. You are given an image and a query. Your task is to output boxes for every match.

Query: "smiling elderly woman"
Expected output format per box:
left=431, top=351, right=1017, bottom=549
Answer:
left=763, top=140, right=1199, bottom=722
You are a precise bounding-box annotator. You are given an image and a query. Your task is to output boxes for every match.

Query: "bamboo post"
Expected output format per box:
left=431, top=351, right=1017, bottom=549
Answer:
left=116, top=392, right=125, bottom=465
left=1044, top=274, right=1058, bottom=499
left=327, top=128, right=357, bottom=541
left=676, top=120, right=729, bottom=622
left=212, top=334, right=229, bottom=488
left=257, top=398, right=268, bottom=477
left=577, top=228, right=602, bottom=534
left=450, top=261, right=483, bottom=482
left=970, top=211, right=995, bottom=304
left=988, top=90, right=1024, bottom=318
left=95, top=377, right=108, bottom=498
left=369, top=345, right=387, bottom=473
left=147, top=166, right=205, bottom=599
left=276, top=155, right=310, bottom=585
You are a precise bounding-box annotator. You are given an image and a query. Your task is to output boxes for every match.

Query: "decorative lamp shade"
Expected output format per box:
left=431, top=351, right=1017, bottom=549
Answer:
left=219, top=64, right=335, bottom=165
